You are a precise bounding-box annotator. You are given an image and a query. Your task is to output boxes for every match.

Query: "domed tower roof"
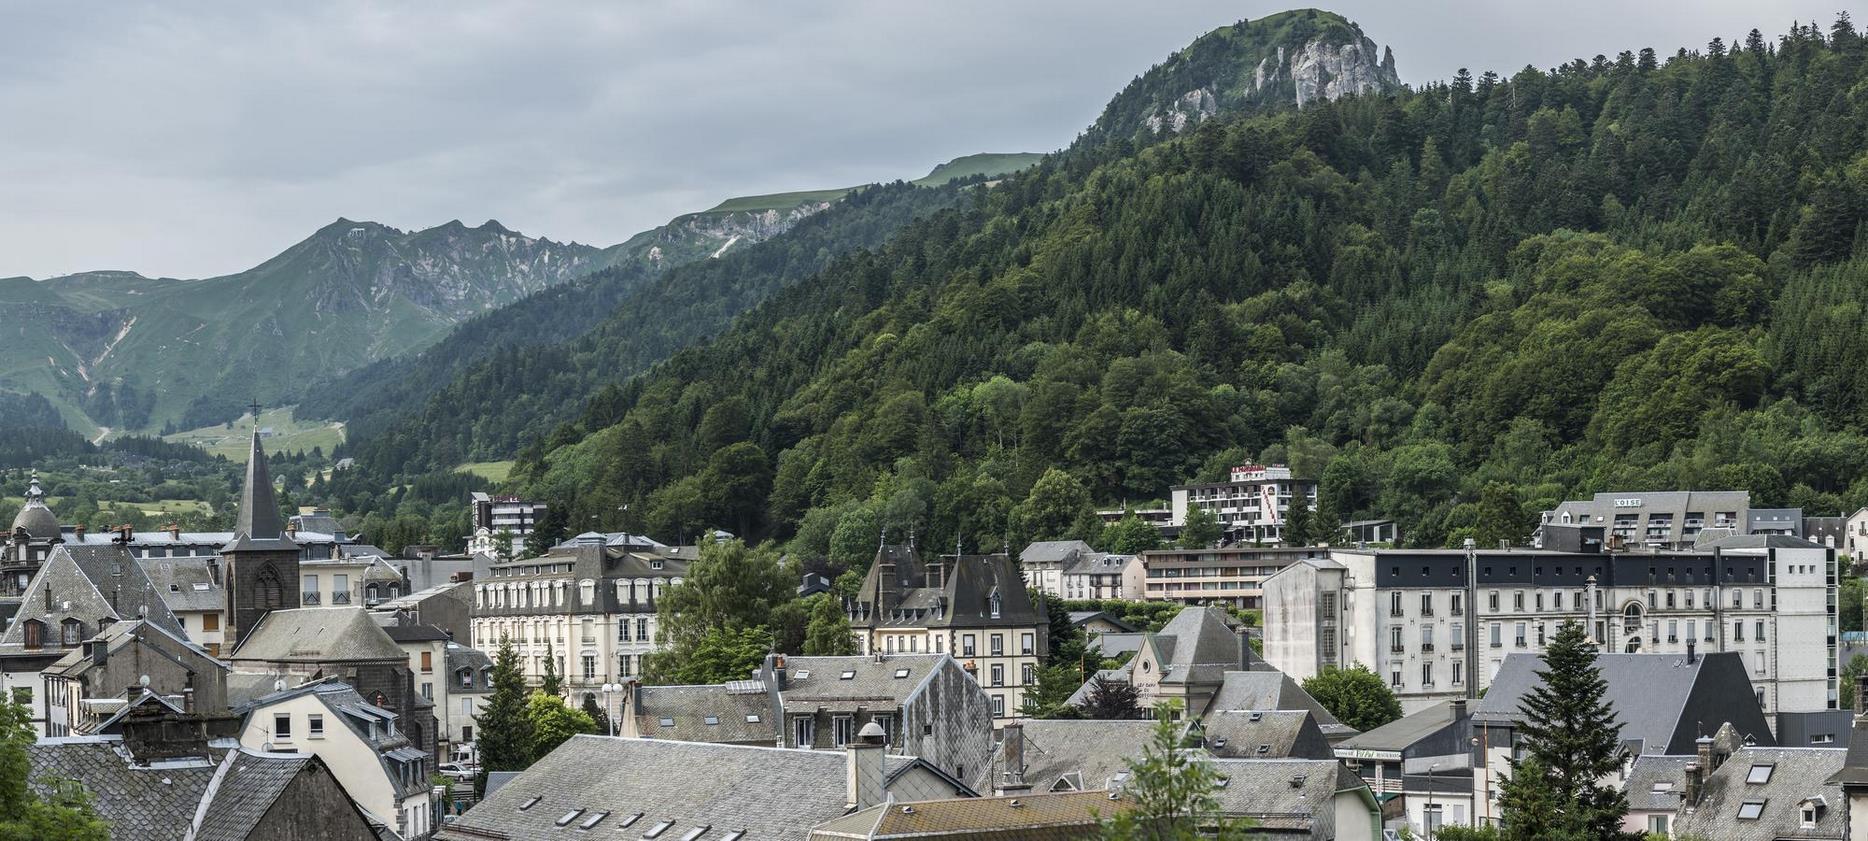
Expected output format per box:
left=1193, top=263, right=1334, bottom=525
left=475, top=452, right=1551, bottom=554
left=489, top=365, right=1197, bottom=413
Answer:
left=10, top=474, right=60, bottom=539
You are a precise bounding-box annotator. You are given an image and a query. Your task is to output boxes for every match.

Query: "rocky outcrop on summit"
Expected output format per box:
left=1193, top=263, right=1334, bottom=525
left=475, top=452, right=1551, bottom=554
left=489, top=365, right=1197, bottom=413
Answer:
left=1088, top=9, right=1402, bottom=146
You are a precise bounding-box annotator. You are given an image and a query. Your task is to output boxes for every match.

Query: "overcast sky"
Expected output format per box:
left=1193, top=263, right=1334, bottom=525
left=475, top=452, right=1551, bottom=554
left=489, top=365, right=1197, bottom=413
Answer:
left=0, top=1, right=1845, bottom=280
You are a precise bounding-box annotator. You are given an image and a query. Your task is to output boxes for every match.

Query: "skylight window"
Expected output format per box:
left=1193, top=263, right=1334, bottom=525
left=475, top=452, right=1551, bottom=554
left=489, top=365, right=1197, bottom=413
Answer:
left=518, top=796, right=541, bottom=811
left=555, top=809, right=584, bottom=826
left=578, top=811, right=608, bottom=830
left=618, top=812, right=644, bottom=827
left=703, top=716, right=720, bottom=726
left=1248, top=712, right=1263, bottom=722
left=658, top=717, right=675, bottom=727
left=642, top=820, right=675, bottom=839
left=677, top=827, right=712, bottom=841
left=721, top=833, right=744, bottom=841
left=1737, top=800, right=1766, bottom=820
left=840, top=670, right=857, bottom=680
left=745, top=714, right=760, bottom=723
left=894, top=668, right=911, bottom=679
left=795, top=670, right=810, bottom=679
left=1747, top=764, right=1775, bottom=784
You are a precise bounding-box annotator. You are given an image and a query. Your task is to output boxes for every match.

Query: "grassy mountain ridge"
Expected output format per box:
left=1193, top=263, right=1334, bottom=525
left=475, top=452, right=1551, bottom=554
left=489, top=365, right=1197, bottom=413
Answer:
left=464, top=17, right=1868, bottom=563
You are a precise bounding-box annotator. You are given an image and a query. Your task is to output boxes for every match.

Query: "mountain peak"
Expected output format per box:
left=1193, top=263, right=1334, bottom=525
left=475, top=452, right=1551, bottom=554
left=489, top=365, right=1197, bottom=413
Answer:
left=1085, top=8, right=1399, bottom=145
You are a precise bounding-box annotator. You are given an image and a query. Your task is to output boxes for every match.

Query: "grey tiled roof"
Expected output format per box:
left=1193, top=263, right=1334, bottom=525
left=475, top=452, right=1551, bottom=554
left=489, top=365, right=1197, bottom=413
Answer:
left=634, top=684, right=777, bottom=744
left=137, top=555, right=225, bottom=613
left=27, top=740, right=348, bottom=841
left=1704, top=533, right=1823, bottom=550
left=1195, top=710, right=1332, bottom=760
left=1206, top=670, right=1349, bottom=735
left=438, top=735, right=947, bottom=841
left=1675, top=747, right=1846, bottom=841
left=1205, top=758, right=1367, bottom=831
left=1623, top=754, right=1692, bottom=812
left=778, top=654, right=948, bottom=706
left=0, top=544, right=187, bottom=655
left=983, top=719, right=1157, bottom=793
left=1150, top=607, right=1243, bottom=687
left=1019, top=540, right=1093, bottom=565
left=445, top=643, right=494, bottom=693
left=1334, top=701, right=1464, bottom=754
left=44, top=618, right=226, bottom=682
left=1475, top=651, right=1773, bottom=755
left=229, top=607, right=407, bottom=663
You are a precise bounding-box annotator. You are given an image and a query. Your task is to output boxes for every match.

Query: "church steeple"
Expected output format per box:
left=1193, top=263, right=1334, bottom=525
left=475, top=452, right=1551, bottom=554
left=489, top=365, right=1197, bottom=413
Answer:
left=224, top=419, right=295, bottom=552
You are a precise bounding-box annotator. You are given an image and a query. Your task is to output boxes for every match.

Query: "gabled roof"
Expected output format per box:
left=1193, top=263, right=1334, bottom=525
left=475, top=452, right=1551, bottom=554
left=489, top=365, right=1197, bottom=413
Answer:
left=1830, top=717, right=1868, bottom=788
left=633, top=684, right=777, bottom=744
left=1018, top=540, right=1093, bottom=566
left=0, top=544, right=187, bottom=654
left=1334, top=700, right=1462, bottom=755
left=1067, top=611, right=1136, bottom=633
left=1207, top=670, right=1349, bottom=736
left=777, top=654, right=950, bottom=706
left=1195, top=710, right=1333, bottom=760
left=228, top=607, right=408, bottom=663
left=137, top=555, right=225, bottom=613
left=1676, top=747, right=1846, bottom=841
left=45, top=618, right=227, bottom=681
left=982, top=719, right=1157, bottom=793
left=1204, top=758, right=1370, bottom=829
left=1148, top=606, right=1244, bottom=687
left=1623, top=754, right=1692, bottom=812
left=1475, top=651, right=1774, bottom=755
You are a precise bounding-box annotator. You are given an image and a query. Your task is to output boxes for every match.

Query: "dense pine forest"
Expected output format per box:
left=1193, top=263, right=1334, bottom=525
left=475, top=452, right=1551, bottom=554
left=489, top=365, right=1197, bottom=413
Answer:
left=314, top=14, right=1868, bottom=566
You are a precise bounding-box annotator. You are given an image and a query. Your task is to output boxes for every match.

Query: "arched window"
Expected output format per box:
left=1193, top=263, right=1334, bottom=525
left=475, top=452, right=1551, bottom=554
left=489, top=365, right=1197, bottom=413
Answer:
left=1625, top=638, right=1642, bottom=653
left=255, top=565, right=284, bottom=610
left=1621, top=602, right=1643, bottom=635
left=989, top=590, right=1002, bottom=619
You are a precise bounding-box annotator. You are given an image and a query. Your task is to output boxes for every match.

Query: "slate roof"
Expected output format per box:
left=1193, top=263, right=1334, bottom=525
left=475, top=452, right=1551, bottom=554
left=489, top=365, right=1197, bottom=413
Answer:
left=229, top=607, right=408, bottom=663
left=11, top=475, right=59, bottom=538
left=446, top=643, right=494, bottom=693
left=1475, top=651, right=1773, bottom=755
left=383, top=623, right=450, bottom=643
left=984, top=719, right=1157, bottom=793
left=634, top=684, right=778, bottom=744
left=1062, top=552, right=1134, bottom=578
left=778, top=654, right=949, bottom=706
left=27, top=739, right=358, bottom=841
left=1206, top=670, right=1350, bottom=737
left=1675, top=747, right=1846, bottom=841
left=1019, top=540, right=1094, bottom=566
left=438, top=735, right=960, bottom=841
left=1067, top=611, right=1136, bottom=633
left=44, top=618, right=226, bottom=682
left=1205, top=758, right=1369, bottom=831
left=1194, top=710, right=1332, bottom=760
left=1623, top=754, right=1692, bottom=812
left=1149, top=607, right=1244, bottom=687
left=1334, top=701, right=1462, bottom=755
left=137, top=555, right=225, bottom=613
left=810, top=791, right=1120, bottom=840
left=853, top=550, right=1044, bottom=631
left=1831, top=716, right=1868, bottom=788
left=223, top=430, right=296, bottom=554
left=0, top=544, right=187, bottom=655
left=1704, top=533, right=1824, bottom=550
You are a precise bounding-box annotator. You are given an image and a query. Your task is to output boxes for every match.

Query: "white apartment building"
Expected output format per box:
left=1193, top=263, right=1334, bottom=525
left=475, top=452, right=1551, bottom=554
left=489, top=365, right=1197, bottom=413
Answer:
left=1262, top=535, right=1839, bottom=716
left=469, top=492, right=548, bottom=558
left=470, top=533, right=692, bottom=697
left=238, top=680, right=435, bottom=839
left=1845, top=508, right=1868, bottom=565
left=1019, top=541, right=1144, bottom=601
left=1169, top=464, right=1318, bottom=545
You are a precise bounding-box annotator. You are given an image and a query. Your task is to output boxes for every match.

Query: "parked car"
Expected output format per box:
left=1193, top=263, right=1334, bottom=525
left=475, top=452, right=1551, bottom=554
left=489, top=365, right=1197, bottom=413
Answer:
left=437, top=762, right=477, bottom=783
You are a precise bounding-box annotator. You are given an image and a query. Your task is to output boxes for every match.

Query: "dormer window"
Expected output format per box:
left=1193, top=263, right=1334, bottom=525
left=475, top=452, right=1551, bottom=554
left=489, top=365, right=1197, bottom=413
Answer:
left=60, top=618, right=83, bottom=647
left=21, top=620, right=43, bottom=650
left=989, top=590, right=1001, bottom=619
left=651, top=560, right=664, bottom=570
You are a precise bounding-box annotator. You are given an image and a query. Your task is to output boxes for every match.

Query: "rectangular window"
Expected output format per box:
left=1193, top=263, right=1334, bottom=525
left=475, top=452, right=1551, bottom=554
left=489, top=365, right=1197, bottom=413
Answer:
left=962, top=635, right=977, bottom=656
left=421, top=682, right=433, bottom=701
left=1490, top=624, right=1502, bottom=647
left=991, top=695, right=1005, bottom=717
left=1421, top=626, right=1434, bottom=651
left=308, top=714, right=324, bottom=737
left=1535, top=593, right=1543, bottom=611
left=1488, top=592, right=1499, bottom=612
left=1755, top=620, right=1766, bottom=641
left=637, top=618, right=648, bottom=640
left=1391, top=592, right=1404, bottom=617
left=582, top=655, right=596, bottom=680
left=1451, top=623, right=1464, bottom=651
left=1735, top=621, right=1745, bottom=642
left=990, top=664, right=1004, bottom=687
left=203, top=613, right=220, bottom=632
left=990, top=635, right=1004, bottom=656
left=1390, top=625, right=1403, bottom=653
left=420, top=651, right=433, bottom=673
left=792, top=717, right=815, bottom=747
left=832, top=716, right=854, bottom=747
left=1451, top=593, right=1463, bottom=616
left=274, top=714, right=292, bottom=739
left=1422, top=662, right=1433, bottom=686
left=1021, top=633, right=1034, bottom=655
left=1515, top=623, right=1526, bottom=647
left=1452, top=660, right=1464, bottom=686
left=1390, top=669, right=1402, bottom=688
left=1021, top=664, right=1035, bottom=685
left=1513, top=592, right=1524, bottom=611
left=1667, top=620, right=1678, bottom=643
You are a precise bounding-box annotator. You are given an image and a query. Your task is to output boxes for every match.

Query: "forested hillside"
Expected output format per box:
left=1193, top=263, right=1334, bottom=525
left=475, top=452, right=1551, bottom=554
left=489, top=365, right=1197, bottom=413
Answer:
left=449, top=16, right=1868, bottom=567
left=331, top=180, right=981, bottom=469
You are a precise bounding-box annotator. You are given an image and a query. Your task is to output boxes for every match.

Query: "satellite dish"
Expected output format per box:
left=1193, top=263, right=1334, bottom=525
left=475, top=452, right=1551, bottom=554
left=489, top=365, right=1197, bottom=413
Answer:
left=139, top=674, right=150, bottom=687
left=274, top=679, right=286, bottom=692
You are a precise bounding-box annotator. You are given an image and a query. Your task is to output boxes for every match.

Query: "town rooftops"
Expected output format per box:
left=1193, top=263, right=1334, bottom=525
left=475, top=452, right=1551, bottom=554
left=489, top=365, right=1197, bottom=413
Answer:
left=437, top=735, right=966, bottom=841
left=1147, top=606, right=1246, bottom=687
left=1702, top=533, right=1825, bottom=551
left=228, top=607, right=408, bottom=663
left=1204, top=758, right=1370, bottom=831
left=1623, top=754, right=1693, bottom=813
left=45, top=618, right=227, bottom=681
left=1334, top=700, right=1465, bottom=757
left=1206, top=670, right=1350, bottom=738
left=1475, top=651, right=1774, bottom=755
left=0, top=544, right=187, bottom=655
left=27, top=738, right=369, bottom=841
left=137, top=555, right=225, bottom=613
left=633, top=683, right=777, bottom=744
left=982, top=719, right=1157, bottom=793
left=1193, top=710, right=1332, bottom=760
left=382, top=623, right=451, bottom=644
left=1018, top=540, right=1094, bottom=566
left=773, top=654, right=950, bottom=706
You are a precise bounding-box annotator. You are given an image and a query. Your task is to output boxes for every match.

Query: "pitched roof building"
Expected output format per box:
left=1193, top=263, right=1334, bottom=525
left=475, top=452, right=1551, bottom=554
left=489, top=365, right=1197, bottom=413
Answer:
left=1062, top=606, right=1257, bottom=718
left=27, top=738, right=380, bottom=841
left=850, top=549, right=1048, bottom=720
left=1673, top=745, right=1846, bottom=839
left=42, top=618, right=229, bottom=737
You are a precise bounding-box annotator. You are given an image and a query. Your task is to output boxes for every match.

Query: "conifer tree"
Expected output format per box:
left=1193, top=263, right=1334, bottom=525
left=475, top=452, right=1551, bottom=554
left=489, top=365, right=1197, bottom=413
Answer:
left=540, top=639, right=564, bottom=696
left=1282, top=498, right=1312, bottom=547
left=474, top=636, right=535, bottom=794
left=1500, top=620, right=1632, bottom=840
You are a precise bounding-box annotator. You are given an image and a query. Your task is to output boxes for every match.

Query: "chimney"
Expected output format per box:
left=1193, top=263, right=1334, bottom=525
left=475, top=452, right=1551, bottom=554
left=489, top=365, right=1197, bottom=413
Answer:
left=116, top=524, right=134, bottom=544
left=90, top=640, right=107, bottom=666
left=74, top=524, right=86, bottom=539
left=205, top=557, right=220, bottom=586
left=769, top=653, right=788, bottom=691
left=285, top=520, right=299, bottom=539
left=1450, top=698, right=1467, bottom=723
left=1686, top=640, right=1696, bottom=665
left=1683, top=760, right=1704, bottom=810
left=1696, top=734, right=1714, bottom=774
left=846, top=721, right=889, bottom=810
left=1000, top=722, right=1030, bottom=794
left=875, top=548, right=900, bottom=614
left=166, top=523, right=181, bottom=540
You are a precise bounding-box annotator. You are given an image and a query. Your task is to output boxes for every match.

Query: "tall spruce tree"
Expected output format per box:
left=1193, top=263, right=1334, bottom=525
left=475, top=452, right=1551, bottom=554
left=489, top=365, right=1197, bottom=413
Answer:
left=1282, top=498, right=1313, bottom=547
left=1501, top=620, right=1632, bottom=840
left=474, top=636, right=535, bottom=794
left=540, top=639, right=564, bottom=696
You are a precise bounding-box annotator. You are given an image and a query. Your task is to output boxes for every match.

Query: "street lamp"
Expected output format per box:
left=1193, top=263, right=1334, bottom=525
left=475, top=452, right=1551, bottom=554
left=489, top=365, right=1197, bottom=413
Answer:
left=599, top=682, right=624, bottom=737
left=1425, top=762, right=1440, bottom=840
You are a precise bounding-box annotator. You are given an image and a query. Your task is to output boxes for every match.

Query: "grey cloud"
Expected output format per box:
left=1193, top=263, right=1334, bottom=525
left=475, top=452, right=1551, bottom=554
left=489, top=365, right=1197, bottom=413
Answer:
left=0, top=0, right=1843, bottom=279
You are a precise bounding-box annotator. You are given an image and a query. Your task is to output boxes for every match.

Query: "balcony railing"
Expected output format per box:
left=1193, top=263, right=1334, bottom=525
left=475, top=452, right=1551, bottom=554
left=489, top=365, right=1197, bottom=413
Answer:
left=331, top=591, right=352, bottom=605
left=302, top=592, right=321, bottom=606
left=1421, top=643, right=1435, bottom=652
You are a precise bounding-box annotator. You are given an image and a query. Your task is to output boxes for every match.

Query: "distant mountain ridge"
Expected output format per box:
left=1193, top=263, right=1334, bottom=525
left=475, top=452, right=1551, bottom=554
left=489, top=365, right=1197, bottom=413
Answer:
left=4, top=153, right=1042, bottom=435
